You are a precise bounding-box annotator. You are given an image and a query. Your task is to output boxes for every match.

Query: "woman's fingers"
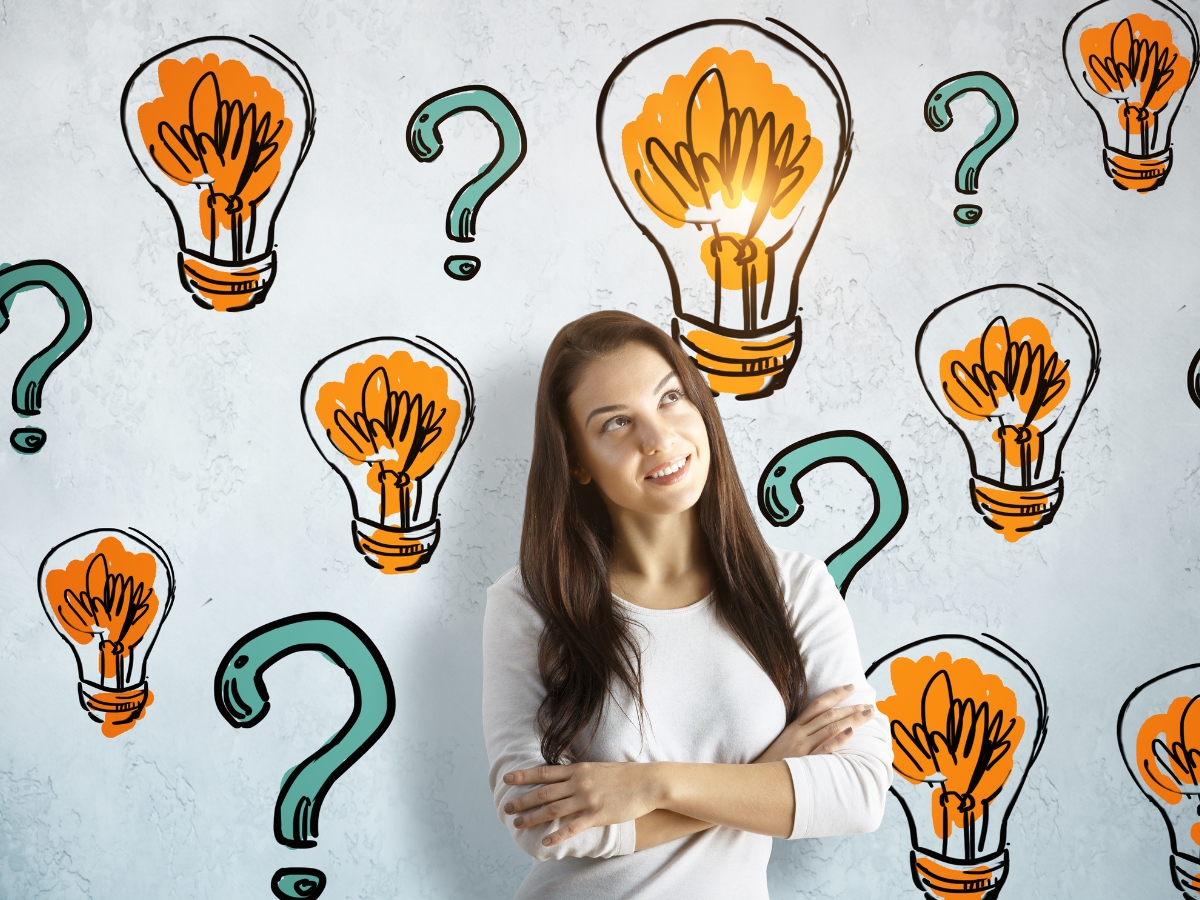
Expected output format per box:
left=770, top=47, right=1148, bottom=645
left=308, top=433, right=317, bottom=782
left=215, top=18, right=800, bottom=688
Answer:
left=515, top=795, right=587, bottom=829
left=504, top=780, right=574, bottom=815
left=804, top=703, right=874, bottom=739
left=795, top=684, right=856, bottom=726
left=543, top=813, right=592, bottom=846
left=503, top=763, right=572, bottom=786
left=812, top=707, right=878, bottom=754
left=813, top=726, right=857, bottom=755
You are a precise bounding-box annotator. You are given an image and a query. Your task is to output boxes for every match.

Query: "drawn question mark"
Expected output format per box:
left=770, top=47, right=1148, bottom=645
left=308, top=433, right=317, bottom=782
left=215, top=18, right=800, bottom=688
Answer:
left=924, top=72, right=1019, bottom=226
left=0, top=260, right=92, bottom=453
left=758, top=431, right=909, bottom=596
left=406, top=85, right=527, bottom=281
left=215, top=613, right=396, bottom=900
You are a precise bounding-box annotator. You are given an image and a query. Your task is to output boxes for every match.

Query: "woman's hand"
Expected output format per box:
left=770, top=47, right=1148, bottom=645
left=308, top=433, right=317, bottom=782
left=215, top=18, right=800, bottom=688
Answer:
left=503, top=761, right=663, bottom=847
left=755, top=684, right=877, bottom=764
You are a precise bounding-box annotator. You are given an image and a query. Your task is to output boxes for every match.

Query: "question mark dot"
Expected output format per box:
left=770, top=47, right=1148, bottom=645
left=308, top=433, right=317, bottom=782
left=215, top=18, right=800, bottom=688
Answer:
left=10, top=427, right=46, bottom=454
left=234, top=655, right=249, bottom=669
left=272, top=867, right=326, bottom=900
left=445, top=256, right=481, bottom=281
left=954, top=204, right=983, bottom=226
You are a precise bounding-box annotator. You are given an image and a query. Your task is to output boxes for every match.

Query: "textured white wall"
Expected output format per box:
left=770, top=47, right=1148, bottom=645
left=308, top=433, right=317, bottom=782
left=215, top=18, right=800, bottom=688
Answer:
left=0, top=0, right=1197, bottom=897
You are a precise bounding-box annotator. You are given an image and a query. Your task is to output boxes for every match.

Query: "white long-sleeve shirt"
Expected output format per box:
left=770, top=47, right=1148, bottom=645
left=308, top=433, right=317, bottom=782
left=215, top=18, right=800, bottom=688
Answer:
left=481, top=548, right=893, bottom=900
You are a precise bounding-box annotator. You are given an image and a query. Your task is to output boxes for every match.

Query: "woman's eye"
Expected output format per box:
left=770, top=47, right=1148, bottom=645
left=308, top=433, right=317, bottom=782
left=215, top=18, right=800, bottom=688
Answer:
left=601, top=415, right=630, bottom=433
left=662, top=389, right=683, bottom=405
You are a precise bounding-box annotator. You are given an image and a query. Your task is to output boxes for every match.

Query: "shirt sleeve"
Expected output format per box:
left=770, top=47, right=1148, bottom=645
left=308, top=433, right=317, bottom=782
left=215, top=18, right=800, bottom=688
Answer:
left=481, top=569, right=637, bottom=860
left=778, top=554, right=893, bottom=839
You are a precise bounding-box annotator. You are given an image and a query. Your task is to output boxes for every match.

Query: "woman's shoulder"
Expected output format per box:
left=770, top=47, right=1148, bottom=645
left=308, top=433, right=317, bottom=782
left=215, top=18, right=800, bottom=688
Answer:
left=768, top=546, right=843, bottom=621
left=484, top=565, right=544, bottom=632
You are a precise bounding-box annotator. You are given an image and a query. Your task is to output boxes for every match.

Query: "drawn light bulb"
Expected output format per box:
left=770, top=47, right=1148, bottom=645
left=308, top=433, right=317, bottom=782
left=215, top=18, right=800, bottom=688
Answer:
left=301, top=336, right=475, bottom=574
left=1118, top=664, right=1200, bottom=898
left=915, top=284, right=1100, bottom=542
left=597, top=18, right=851, bottom=400
left=1064, top=0, right=1197, bottom=192
left=121, top=36, right=315, bottom=311
left=868, top=635, right=1048, bottom=900
left=38, top=528, right=175, bottom=737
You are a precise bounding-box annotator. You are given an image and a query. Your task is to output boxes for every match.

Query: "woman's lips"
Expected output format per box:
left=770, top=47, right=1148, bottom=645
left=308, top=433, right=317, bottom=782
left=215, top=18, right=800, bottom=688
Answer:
left=644, top=454, right=690, bottom=486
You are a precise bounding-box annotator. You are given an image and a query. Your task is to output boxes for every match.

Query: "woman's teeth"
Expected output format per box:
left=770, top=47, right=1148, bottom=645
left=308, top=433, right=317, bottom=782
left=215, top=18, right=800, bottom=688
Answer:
left=648, top=457, right=687, bottom=479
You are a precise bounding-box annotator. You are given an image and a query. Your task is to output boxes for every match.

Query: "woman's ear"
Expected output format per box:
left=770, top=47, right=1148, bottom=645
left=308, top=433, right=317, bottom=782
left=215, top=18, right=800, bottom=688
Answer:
left=570, top=459, right=593, bottom=485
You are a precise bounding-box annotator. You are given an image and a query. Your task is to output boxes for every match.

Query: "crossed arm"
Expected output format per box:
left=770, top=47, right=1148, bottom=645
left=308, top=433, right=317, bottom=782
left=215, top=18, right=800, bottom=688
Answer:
left=502, top=684, right=878, bottom=850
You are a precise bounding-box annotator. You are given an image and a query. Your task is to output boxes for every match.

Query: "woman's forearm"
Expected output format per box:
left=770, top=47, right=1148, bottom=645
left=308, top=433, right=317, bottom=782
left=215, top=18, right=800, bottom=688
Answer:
left=633, top=809, right=714, bottom=850
left=650, top=760, right=795, bottom=839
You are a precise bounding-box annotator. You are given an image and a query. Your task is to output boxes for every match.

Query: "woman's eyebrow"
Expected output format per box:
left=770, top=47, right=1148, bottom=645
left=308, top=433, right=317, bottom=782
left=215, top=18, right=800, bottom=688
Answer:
left=585, top=373, right=679, bottom=425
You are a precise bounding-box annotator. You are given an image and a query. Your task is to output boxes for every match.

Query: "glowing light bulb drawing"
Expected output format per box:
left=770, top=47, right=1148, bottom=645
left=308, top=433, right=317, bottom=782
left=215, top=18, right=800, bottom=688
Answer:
left=1063, top=0, right=1197, bottom=192
left=1118, top=664, right=1200, bottom=899
left=915, top=284, right=1100, bottom=542
left=867, top=635, right=1048, bottom=900
left=597, top=18, right=851, bottom=400
left=121, top=35, right=315, bottom=311
left=37, top=528, right=175, bottom=737
left=301, top=336, right=475, bottom=574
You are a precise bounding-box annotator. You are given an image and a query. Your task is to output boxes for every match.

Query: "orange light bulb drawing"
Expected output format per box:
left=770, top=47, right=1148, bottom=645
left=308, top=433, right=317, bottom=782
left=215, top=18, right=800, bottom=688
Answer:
left=1064, top=1, right=1197, bottom=192
left=301, top=336, right=475, bottom=574
left=598, top=19, right=851, bottom=400
left=122, top=36, right=315, bottom=311
left=916, top=284, right=1099, bottom=542
left=1119, top=664, right=1200, bottom=898
left=868, top=635, right=1047, bottom=900
left=37, top=529, right=175, bottom=737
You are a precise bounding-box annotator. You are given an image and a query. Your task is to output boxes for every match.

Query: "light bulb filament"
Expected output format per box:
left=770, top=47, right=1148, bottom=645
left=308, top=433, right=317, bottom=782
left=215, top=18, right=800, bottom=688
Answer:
left=879, top=654, right=1025, bottom=859
left=138, top=55, right=293, bottom=260
left=1080, top=15, right=1191, bottom=155
left=1138, top=695, right=1200, bottom=804
left=45, top=539, right=160, bottom=690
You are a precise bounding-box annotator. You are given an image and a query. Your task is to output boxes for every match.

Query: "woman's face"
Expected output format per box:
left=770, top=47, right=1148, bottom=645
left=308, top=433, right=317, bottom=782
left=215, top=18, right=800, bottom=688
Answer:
left=565, top=342, right=711, bottom=518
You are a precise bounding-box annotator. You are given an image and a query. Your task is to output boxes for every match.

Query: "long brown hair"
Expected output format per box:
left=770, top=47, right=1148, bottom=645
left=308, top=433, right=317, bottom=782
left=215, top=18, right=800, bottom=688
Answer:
left=519, top=310, right=805, bottom=764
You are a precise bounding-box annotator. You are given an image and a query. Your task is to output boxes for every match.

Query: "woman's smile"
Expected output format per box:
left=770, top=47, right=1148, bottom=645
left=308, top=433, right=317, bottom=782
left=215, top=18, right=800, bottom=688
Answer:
left=644, top=454, right=690, bottom=485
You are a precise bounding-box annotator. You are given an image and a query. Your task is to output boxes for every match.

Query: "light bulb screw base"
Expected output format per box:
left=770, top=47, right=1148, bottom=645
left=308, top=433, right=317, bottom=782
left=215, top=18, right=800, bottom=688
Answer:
left=672, top=317, right=800, bottom=400
left=177, top=249, right=277, bottom=312
left=352, top=517, right=440, bottom=574
left=969, top=475, right=1064, bottom=542
left=1171, top=852, right=1200, bottom=899
left=77, top=679, right=152, bottom=736
left=910, top=848, right=1008, bottom=900
left=1103, top=146, right=1172, bottom=193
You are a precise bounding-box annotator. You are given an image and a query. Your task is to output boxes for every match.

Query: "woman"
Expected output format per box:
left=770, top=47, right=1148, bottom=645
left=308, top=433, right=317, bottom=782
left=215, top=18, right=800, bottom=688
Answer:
left=482, top=311, right=892, bottom=898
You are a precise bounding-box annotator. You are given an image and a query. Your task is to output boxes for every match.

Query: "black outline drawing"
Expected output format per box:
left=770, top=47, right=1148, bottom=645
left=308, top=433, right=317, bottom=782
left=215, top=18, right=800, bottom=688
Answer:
left=37, top=527, right=175, bottom=736
left=0, top=260, right=92, bottom=453
left=1063, top=0, right=1197, bottom=193
left=406, top=86, right=528, bottom=281
left=300, top=335, right=476, bottom=574
left=121, top=34, right=316, bottom=311
left=915, top=283, right=1100, bottom=542
left=866, top=633, right=1048, bottom=900
left=757, top=430, right=909, bottom=596
left=215, top=612, right=396, bottom=900
left=1118, top=663, right=1200, bottom=899
left=597, top=18, right=852, bottom=400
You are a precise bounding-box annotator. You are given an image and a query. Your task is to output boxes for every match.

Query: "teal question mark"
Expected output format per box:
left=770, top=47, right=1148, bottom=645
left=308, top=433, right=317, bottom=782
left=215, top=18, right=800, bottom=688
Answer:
left=406, top=85, right=527, bottom=280
left=924, top=72, right=1018, bottom=226
left=0, top=260, right=92, bottom=453
left=758, top=431, right=909, bottom=596
left=215, top=613, right=396, bottom=900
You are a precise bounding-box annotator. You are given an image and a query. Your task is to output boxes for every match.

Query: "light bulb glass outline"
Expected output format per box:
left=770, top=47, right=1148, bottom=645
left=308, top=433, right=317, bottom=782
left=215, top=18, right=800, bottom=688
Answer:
left=1062, top=0, right=1198, bottom=192
left=915, top=283, right=1100, bottom=541
left=1118, top=662, right=1200, bottom=897
left=596, top=17, right=851, bottom=400
left=300, top=335, right=476, bottom=575
left=37, top=527, right=175, bottom=737
left=866, top=633, right=1048, bottom=900
left=121, top=34, right=316, bottom=311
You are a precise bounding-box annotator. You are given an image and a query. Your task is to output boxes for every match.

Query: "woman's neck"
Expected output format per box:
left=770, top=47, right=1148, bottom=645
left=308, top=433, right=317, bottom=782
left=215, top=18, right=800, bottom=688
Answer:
left=606, top=505, right=713, bottom=610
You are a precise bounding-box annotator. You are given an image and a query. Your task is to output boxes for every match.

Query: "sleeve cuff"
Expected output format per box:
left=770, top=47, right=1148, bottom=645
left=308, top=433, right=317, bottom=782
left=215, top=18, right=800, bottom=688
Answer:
left=783, top=757, right=812, bottom=840
left=615, top=818, right=637, bottom=856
